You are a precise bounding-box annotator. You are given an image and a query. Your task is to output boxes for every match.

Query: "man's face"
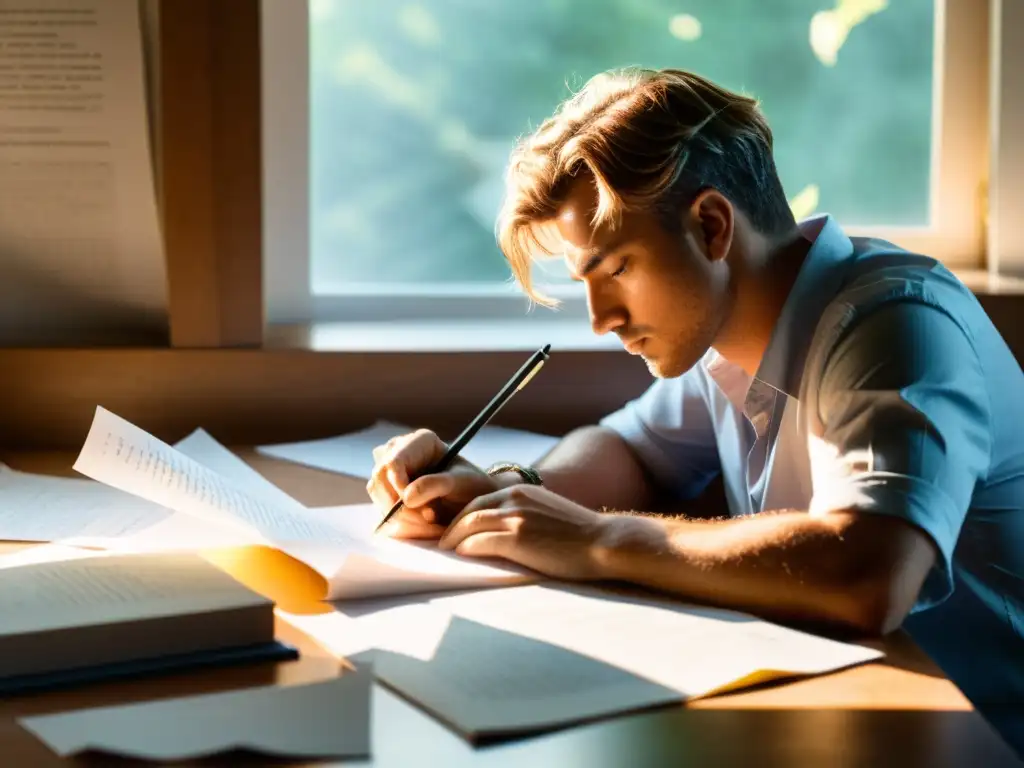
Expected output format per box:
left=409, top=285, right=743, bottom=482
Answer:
left=554, top=178, right=733, bottom=379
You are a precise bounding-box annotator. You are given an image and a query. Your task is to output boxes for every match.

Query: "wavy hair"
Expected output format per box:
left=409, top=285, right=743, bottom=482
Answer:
left=496, top=68, right=795, bottom=306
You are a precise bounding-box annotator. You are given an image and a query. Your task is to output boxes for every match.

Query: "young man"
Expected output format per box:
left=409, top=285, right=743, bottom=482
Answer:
left=367, top=68, right=1024, bottom=750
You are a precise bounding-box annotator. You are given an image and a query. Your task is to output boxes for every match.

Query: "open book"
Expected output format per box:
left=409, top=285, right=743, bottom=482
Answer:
left=71, top=407, right=535, bottom=601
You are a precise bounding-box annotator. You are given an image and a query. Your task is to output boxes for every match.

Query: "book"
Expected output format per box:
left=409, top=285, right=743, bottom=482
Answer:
left=0, top=551, right=295, bottom=694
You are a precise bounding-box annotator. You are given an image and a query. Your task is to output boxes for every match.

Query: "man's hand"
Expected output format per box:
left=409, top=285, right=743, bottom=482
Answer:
left=366, top=429, right=506, bottom=539
left=438, top=484, right=613, bottom=581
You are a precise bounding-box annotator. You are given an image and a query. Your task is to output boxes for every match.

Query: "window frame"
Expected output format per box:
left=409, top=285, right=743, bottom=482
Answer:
left=988, top=0, right=1024, bottom=280
left=263, top=0, right=991, bottom=327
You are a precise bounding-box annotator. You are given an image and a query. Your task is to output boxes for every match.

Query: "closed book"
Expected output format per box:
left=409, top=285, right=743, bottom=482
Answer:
left=0, top=552, right=295, bottom=694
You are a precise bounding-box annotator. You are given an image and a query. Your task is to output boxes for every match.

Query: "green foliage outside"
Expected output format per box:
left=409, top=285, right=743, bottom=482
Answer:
left=310, top=0, right=933, bottom=287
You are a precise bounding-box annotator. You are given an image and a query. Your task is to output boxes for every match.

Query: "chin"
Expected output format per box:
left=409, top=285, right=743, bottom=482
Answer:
left=642, top=345, right=705, bottom=379
left=640, top=354, right=677, bottom=379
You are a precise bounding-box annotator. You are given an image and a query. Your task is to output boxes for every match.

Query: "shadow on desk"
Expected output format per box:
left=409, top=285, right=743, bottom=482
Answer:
left=9, top=708, right=1021, bottom=768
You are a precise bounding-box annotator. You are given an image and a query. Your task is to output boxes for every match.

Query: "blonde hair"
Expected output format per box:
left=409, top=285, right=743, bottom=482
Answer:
left=496, top=67, right=792, bottom=306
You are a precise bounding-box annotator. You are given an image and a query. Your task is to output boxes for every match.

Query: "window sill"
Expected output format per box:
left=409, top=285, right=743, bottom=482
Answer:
left=952, top=269, right=1024, bottom=295
left=265, top=319, right=624, bottom=353
left=265, top=270, right=1024, bottom=354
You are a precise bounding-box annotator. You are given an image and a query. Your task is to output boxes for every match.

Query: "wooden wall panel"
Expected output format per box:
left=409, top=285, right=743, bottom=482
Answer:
left=159, top=0, right=263, bottom=347
left=0, top=350, right=652, bottom=451
left=1, top=294, right=1020, bottom=452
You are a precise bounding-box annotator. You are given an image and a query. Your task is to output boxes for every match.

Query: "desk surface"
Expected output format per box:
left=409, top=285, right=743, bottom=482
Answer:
left=0, top=449, right=1020, bottom=767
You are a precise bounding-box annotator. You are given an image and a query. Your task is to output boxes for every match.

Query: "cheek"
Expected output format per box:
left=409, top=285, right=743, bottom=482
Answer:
left=640, top=265, right=707, bottom=320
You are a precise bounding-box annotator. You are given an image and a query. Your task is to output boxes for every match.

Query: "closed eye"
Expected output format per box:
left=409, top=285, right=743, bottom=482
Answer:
left=611, top=258, right=629, bottom=277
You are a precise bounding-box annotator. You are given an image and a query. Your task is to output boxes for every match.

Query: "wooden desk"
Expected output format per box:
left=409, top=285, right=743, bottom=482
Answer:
left=0, top=450, right=1020, bottom=767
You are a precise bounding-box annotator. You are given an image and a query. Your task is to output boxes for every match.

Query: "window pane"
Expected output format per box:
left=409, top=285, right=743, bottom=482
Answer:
left=310, top=0, right=934, bottom=290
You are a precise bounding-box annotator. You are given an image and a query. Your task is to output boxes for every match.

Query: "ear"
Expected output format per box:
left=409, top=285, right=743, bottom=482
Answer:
left=686, top=189, right=733, bottom=263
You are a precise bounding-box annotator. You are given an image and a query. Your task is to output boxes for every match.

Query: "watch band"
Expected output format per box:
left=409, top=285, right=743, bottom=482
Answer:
left=486, top=462, right=543, bottom=486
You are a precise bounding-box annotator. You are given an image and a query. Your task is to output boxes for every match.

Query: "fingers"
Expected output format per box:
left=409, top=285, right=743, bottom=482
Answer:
left=454, top=531, right=515, bottom=559
left=453, top=484, right=523, bottom=522
left=438, top=508, right=514, bottom=551
left=379, top=507, right=446, bottom=540
left=366, top=429, right=445, bottom=510
left=401, top=473, right=455, bottom=510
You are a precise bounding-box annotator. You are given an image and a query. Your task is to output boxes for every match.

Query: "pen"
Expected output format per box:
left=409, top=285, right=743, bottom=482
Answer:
left=373, top=343, right=552, bottom=533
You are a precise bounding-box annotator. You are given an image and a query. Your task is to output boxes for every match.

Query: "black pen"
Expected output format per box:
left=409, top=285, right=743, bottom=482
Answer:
left=373, top=343, right=552, bottom=533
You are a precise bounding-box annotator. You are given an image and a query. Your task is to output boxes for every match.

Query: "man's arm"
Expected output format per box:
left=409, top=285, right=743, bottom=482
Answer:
left=442, top=300, right=989, bottom=636
left=589, top=299, right=987, bottom=633
left=535, top=368, right=724, bottom=514
left=593, top=507, right=936, bottom=635
left=532, top=425, right=661, bottom=512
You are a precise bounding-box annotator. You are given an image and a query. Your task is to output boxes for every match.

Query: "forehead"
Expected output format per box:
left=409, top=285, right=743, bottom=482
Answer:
left=553, top=177, right=606, bottom=253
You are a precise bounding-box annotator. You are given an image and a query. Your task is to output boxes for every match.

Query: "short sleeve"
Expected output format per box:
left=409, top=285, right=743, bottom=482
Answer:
left=599, top=367, right=721, bottom=501
left=808, top=300, right=992, bottom=610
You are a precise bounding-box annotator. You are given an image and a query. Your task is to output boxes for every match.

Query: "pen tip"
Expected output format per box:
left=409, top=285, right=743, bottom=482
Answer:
left=542, top=343, right=551, bottom=355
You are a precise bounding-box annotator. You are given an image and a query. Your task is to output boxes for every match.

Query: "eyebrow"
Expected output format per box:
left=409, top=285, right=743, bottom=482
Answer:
left=568, top=238, right=629, bottom=281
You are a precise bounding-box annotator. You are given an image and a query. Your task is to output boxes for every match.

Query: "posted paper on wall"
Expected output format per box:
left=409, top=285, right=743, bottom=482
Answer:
left=0, top=0, right=166, bottom=343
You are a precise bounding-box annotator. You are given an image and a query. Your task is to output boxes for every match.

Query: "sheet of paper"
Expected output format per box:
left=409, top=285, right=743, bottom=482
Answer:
left=280, top=591, right=477, bottom=662
left=73, top=407, right=346, bottom=546
left=18, top=671, right=372, bottom=760
left=0, top=0, right=166, bottom=345
left=367, top=584, right=884, bottom=739
left=174, top=428, right=302, bottom=511
left=0, top=464, right=253, bottom=551
left=257, top=420, right=559, bottom=479
left=172, top=425, right=536, bottom=600
left=0, top=544, right=110, bottom=570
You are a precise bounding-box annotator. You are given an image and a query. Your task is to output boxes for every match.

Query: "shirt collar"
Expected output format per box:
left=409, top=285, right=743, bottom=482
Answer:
left=704, top=214, right=856, bottom=405
left=753, top=214, right=856, bottom=397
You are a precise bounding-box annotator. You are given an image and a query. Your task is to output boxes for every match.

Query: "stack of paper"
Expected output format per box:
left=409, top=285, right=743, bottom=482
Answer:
left=257, top=420, right=559, bottom=479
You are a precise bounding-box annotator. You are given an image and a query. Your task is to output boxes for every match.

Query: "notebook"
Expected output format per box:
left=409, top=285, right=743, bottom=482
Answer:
left=0, top=552, right=295, bottom=694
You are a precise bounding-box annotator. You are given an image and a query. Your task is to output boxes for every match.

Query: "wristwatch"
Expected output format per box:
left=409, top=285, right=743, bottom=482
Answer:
left=486, top=462, right=543, bottom=486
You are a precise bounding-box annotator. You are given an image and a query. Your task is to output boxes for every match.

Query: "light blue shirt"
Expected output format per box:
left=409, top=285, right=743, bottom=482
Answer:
left=600, top=215, right=1024, bottom=742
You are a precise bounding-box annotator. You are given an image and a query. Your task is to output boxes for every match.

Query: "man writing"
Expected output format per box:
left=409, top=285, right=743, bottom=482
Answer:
left=367, top=68, right=1023, bottom=751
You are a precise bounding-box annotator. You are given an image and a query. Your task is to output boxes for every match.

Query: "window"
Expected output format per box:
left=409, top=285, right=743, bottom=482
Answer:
left=263, top=0, right=989, bottom=330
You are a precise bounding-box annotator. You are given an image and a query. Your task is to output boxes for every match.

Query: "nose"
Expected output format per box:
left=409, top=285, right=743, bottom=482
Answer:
left=586, top=282, right=627, bottom=336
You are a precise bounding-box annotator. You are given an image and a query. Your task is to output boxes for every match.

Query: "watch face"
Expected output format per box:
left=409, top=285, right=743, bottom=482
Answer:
left=487, top=463, right=541, bottom=485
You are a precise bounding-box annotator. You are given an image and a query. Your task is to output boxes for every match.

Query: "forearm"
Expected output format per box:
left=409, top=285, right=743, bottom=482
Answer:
left=593, top=510, right=899, bottom=635
left=532, top=426, right=658, bottom=512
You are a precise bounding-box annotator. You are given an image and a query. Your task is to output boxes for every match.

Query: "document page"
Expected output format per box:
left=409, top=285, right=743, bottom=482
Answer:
left=0, top=465, right=253, bottom=551
left=19, top=671, right=372, bottom=760
left=257, top=420, right=559, bottom=479
left=179, top=427, right=536, bottom=600
left=430, top=585, right=884, bottom=695
left=0, top=464, right=171, bottom=542
left=0, top=0, right=166, bottom=344
left=174, top=428, right=302, bottom=510
left=369, top=584, right=884, bottom=739
left=73, top=407, right=343, bottom=545
left=74, top=408, right=535, bottom=600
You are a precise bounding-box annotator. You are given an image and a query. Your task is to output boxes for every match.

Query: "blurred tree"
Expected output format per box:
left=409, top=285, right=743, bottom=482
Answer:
left=309, top=0, right=933, bottom=288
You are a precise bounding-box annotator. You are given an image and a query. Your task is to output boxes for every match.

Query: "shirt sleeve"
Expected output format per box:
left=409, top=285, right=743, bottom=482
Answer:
left=808, top=300, right=992, bottom=610
left=599, top=367, right=721, bottom=502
